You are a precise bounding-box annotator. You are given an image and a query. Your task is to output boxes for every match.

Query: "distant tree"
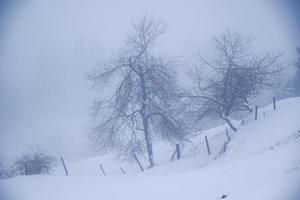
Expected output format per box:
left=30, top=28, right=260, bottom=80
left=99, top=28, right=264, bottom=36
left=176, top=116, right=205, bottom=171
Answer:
left=13, top=146, right=56, bottom=175
left=87, top=15, right=187, bottom=167
left=0, top=163, right=10, bottom=179
left=188, top=31, right=285, bottom=131
left=293, top=47, right=300, bottom=96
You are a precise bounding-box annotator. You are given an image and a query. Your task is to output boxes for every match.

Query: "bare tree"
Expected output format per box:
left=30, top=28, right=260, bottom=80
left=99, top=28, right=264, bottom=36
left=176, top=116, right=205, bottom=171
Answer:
left=13, top=146, right=56, bottom=175
left=87, top=15, right=187, bottom=167
left=188, top=31, right=284, bottom=131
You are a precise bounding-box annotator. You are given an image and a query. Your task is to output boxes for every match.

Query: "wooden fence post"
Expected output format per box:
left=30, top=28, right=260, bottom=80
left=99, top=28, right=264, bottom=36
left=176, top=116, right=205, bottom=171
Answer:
left=205, top=136, right=211, bottom=155
left=273, top=97, right=276, bottom=110
left=60, top=157, right=68, bottom=176
left=133, top=154, right=144, bottom=172
left=225, top=129, right=230, bottom=142
left=255, top=105, right=258, bottom=121
left=120, top=167, right=126, bottom=175
left=170, top=149, right=177, bottom=161
left=99, top=164, right=106, bottom=176
left=176, top=144, right=181, bottom=160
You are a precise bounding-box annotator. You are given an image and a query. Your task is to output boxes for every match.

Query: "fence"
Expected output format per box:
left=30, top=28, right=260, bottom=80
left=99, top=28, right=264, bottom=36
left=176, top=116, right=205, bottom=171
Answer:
left=186, top=129, right=234, bottom=158
left=59, top=97, right=278, bottom=176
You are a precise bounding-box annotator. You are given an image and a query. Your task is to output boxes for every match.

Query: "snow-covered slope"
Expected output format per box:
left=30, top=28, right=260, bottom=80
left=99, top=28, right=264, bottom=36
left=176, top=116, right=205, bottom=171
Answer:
left=1, top=97, right=300, bottom=200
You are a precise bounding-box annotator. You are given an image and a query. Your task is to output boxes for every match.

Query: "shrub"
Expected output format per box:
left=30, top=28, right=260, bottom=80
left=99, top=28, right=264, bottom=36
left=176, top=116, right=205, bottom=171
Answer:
left=13, top=147, right=56, bottom=175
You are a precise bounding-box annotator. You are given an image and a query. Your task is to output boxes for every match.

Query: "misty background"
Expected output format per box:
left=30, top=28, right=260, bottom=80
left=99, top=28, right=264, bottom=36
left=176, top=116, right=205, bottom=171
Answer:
left=0, top=0, right=299, bottom=162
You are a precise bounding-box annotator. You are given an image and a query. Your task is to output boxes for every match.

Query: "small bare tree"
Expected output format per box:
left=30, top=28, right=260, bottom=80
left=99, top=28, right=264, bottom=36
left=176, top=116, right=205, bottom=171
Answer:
left=87, top=15, right=187, bottom=167
left=188, top=31, right=284, bottom=131
left=13, top=146, right=56, bottom=175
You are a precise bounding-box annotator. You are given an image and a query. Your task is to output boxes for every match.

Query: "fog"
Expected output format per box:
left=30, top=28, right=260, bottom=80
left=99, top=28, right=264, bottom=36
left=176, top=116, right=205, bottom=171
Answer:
left=0, top=0, right=298, bottom=162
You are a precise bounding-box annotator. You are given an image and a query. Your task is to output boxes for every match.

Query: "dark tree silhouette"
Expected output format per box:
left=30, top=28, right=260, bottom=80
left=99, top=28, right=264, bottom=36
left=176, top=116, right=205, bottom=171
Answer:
left=188, top=31, right=285, bottom=131
left=13, top=146, right=56, bottom=175
left=87, top=15, right=187, bottom=167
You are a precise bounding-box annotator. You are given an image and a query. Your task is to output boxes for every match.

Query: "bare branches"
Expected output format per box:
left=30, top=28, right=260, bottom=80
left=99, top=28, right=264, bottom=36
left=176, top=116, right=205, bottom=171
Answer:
left=87, top=15, right=185, bottom=165
left=87, top=18, right=286, bottom=161
left=214, top=30, right=251, bottom=63
left=127, top=14, right=167, bottom=53
left=13, top=146, right=56, bottom=176
left=189, top=30, right=285, bottom=131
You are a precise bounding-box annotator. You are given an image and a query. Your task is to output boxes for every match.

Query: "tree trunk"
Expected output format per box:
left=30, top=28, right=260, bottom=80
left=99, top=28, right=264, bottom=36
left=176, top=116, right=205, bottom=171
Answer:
left=142, top=116, right=154, bottom=168
left=219, top=113, right=237, bottom=132
left=140, top=73, right=154, bottom=168
left=225, top=118, right=237, bottom=132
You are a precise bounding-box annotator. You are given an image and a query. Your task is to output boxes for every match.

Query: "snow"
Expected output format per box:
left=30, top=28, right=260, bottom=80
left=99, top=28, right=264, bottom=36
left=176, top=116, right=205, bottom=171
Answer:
left=1, top=97, right=300, bottom=200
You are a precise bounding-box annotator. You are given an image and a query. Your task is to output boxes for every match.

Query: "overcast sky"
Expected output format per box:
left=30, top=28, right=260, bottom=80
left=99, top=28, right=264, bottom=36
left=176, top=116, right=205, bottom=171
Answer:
left=0, top=0, right=299, bottom=162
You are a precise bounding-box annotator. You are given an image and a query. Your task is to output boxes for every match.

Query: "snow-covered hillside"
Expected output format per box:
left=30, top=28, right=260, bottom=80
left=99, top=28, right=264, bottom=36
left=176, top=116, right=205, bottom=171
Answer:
left=1, top=97, right=300, bottom=200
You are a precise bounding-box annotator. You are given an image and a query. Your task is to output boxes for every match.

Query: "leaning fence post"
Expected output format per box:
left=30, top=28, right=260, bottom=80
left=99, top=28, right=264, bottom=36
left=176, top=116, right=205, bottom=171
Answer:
left=120, top=167, right=126, bottom=175
left=205, top=136, right=211, bottom=155
left=225, top=129, right=230, bottom=142
left=176, top=144, right=181, bottom=160
left=133, top=153, right=144, bottom=172
left=170, top=149, right=177, bottom=161
left=255, top=105, right=258, bottom=121
left=99, top=164, right=106, bottom=176
left=60, top=157, right=68, bottom=176
left=273, top=97, right=276, bottom=110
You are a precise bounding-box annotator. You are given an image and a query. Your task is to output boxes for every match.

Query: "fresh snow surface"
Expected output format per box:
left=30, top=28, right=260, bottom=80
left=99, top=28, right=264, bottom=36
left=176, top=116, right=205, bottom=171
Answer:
left=1, top=97, right=300, bottom=200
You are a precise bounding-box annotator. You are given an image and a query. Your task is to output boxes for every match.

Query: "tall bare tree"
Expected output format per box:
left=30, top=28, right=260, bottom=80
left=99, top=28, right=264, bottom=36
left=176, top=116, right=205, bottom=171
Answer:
left=87, top=15, right=186, bottom=167
left=188, top=31, right=284, bottom=131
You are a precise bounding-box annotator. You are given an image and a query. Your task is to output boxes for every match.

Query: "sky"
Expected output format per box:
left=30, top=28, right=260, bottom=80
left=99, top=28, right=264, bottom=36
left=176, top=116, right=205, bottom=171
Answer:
left=0, top=0, right=299, bottom=162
